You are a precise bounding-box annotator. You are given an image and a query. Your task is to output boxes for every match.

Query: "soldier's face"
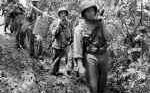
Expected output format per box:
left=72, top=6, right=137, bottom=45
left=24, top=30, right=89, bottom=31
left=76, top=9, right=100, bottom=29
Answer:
left=84, top=7, right=96, bottom=20
left=59, top=11, right=67, bottom=19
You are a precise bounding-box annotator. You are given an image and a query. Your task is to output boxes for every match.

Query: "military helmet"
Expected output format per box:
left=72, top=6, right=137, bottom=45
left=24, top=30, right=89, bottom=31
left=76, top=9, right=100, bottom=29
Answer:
left=58, top=7, right=69, bottom=17
left=80, top=0, right=98, bottom=13
left=31, top=0, right=40, bottom=1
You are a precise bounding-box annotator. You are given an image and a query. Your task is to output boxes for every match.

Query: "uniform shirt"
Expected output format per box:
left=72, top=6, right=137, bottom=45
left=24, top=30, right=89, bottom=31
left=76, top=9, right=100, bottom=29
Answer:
left=73, top=18, right=110, bottom=58
left=50, top=18, right=71, bottom=49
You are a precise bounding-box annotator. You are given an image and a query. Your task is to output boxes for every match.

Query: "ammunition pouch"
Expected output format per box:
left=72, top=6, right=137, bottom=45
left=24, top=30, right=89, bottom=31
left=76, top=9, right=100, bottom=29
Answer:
left=86, top=44, right=107, bottom=55
left=83, top=37, right=107, bottom=55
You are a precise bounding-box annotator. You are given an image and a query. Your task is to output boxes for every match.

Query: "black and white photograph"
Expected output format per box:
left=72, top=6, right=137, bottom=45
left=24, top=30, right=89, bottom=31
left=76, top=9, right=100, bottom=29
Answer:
left=0, top=0, right=150, bottom=93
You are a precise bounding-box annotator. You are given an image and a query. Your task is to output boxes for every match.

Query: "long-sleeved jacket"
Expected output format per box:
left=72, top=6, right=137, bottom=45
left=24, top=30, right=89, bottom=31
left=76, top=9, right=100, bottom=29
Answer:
left=73, top=18, right=110, bottom=59
left=50, top=18, right=72, bottom=49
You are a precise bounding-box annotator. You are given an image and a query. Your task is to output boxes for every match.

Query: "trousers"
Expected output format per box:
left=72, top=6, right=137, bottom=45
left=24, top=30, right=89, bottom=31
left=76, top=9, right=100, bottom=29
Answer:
left=52, top=48, right=65, bottom=74
left=85, top=52, right=108, bottom=93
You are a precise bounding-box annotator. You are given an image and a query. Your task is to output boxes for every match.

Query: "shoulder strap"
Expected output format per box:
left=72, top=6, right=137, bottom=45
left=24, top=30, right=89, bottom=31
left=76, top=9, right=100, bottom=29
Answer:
left=90, top=19, right=105, bottom=41
left=99, top=19, right=106, bottom=41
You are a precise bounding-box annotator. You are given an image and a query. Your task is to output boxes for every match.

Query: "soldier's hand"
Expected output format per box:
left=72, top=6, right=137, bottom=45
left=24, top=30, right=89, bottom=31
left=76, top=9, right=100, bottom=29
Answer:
left=76, top=59, right=86, bottom=76
left=42, top=12, right=48, bottom=17
left=35, top=34, right=42, bottom=41
left=135, top=34, right=144, bottom=41
left=60, top=19, right=67, bottom=26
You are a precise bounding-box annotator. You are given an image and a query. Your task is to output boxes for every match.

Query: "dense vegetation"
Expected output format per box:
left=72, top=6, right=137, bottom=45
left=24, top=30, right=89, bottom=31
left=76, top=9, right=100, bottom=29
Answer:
left=1, top=0, right=150, bottom=93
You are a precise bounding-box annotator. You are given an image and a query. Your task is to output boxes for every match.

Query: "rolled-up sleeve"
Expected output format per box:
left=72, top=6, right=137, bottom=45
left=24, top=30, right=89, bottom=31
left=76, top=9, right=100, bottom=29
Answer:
left=51, top=19, right=60, bottom=36
left=73, top=26, right=83, bottom=58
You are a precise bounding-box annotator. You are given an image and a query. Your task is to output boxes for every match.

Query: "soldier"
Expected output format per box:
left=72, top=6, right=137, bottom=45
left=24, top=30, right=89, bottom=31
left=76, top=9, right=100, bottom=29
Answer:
left=25, top=0, right=39, bottom=23
left=3, top=1, right=16, bottom=33
left=30, top=0, right=40, bottom=21
left=73, top=0, right=109, bottom=93
left=50, top=7, right=72, bottom=76
left=128, top=26, right=149, bottom=61
left=33, top=7, right=50, bottom=58
left=14, top=5, right=26, bottom=49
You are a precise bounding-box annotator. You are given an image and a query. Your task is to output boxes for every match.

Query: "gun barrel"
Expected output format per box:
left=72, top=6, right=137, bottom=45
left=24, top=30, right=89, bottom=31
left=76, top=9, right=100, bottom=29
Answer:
left=30, top=4, right=55, bottom=19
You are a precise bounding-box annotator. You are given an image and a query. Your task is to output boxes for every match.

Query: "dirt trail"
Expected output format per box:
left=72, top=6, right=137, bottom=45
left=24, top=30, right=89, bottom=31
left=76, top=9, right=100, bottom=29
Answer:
left=0, top=16, right=92, bottom=93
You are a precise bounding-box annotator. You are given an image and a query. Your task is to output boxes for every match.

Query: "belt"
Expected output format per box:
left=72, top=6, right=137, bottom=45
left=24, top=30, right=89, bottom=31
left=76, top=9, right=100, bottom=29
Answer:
left=86, top=47, right=107, bottom=55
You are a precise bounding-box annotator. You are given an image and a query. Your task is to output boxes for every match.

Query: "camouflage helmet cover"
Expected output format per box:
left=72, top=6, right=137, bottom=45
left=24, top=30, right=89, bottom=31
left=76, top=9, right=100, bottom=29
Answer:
left=31, top=0, right=40, bottom=2
left=80, top=0, right=98, bottom=13
left=58, top=7, right=69, bottom=16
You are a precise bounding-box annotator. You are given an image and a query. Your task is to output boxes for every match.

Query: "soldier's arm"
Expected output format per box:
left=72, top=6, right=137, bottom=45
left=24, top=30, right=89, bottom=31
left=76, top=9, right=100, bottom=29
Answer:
left=51, top=19, right=61, bottom=36
left=73, top=25, right=86, bottom=74
left=73, top=26, right=83, bottom=59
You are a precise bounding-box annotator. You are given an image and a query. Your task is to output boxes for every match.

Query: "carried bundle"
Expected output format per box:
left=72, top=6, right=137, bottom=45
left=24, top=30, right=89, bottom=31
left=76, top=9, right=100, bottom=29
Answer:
left=33, top=15, right=50, bottom=38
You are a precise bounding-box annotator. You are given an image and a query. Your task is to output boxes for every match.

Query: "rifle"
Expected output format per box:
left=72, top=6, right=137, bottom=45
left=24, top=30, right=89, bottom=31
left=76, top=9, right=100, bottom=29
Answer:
left=49, top=38, right=73, bottom=66
left=29, top=4, right=56, bottom=19
left=82, top=18, right=107, bottom=63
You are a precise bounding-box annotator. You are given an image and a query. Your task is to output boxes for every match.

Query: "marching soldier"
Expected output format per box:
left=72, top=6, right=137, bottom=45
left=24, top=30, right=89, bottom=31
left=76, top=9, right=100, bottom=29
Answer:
left=33, top=7, right=50, bottom=58
left=30, top=0, right=40, bottom=21
left=50, top=7, right=72, bottom=76
left=128, top=26, right=149, bottom=61
left=73, top=0, right=109, bottom=93
left=3, top=1, right=16, bottom=33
